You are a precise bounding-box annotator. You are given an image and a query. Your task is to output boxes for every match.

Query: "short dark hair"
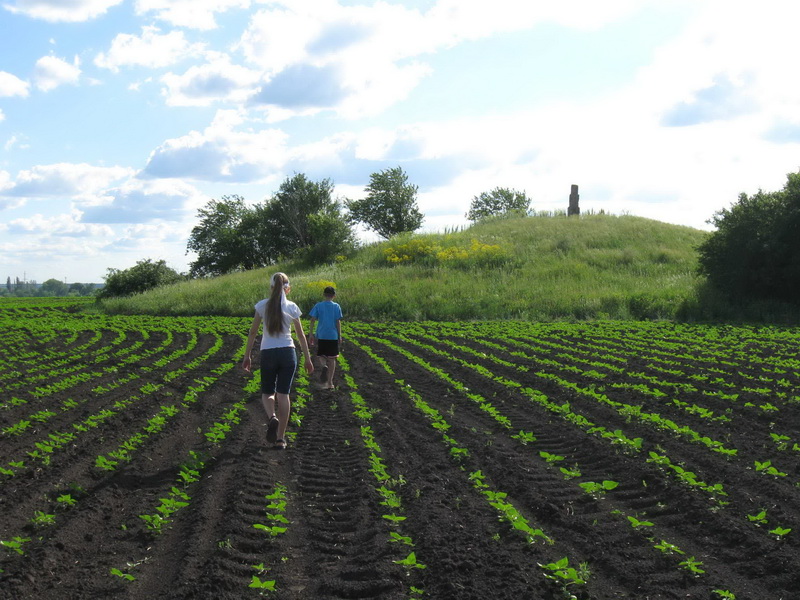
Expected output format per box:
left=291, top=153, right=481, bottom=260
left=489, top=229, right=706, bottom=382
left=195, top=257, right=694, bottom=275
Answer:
left=323, top=286, right=336, bottom=296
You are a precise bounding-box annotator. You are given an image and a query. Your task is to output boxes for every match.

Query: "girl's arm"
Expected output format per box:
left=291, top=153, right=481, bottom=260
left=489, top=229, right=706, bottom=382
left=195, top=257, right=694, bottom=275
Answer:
left=242, top=313, right=261, bottom=372
left=293, top=318, right=314, bottom=373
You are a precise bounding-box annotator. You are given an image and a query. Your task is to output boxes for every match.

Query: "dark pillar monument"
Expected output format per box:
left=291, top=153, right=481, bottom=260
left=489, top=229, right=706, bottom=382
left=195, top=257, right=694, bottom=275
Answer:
left=568, top=184, right=580, bottom=216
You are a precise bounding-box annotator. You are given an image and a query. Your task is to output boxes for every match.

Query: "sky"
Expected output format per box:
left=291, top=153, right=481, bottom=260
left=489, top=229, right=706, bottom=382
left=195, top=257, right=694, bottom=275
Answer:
left=1, top=0, right=799, bottom=284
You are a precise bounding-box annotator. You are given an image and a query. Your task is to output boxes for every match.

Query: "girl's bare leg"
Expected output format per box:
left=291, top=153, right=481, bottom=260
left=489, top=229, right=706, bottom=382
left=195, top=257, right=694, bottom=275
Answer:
left=262, top=394, right=276, bottom=419
left=275, top=392, right=291, bottom=440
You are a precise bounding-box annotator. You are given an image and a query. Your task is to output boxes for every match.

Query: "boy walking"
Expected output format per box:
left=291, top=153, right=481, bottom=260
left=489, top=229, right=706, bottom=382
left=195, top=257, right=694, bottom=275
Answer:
left=308, top=286, right=343, bottom=390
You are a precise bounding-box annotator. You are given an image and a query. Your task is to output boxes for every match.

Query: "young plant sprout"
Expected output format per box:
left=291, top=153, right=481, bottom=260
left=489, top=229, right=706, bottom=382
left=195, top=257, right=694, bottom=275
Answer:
left=539, top=557, right=590, bottom=598
left=109, top=568, right=135, bottom=582
left=393, top=552, right=426, bottom=570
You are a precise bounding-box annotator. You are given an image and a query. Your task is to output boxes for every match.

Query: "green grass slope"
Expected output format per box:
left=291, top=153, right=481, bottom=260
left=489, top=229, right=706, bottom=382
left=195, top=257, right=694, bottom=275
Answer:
left=98, top=213, right=710, bottom=321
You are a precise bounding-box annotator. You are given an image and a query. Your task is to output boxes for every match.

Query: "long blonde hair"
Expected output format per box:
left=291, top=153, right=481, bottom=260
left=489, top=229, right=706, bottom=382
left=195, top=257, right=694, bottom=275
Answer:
left=266, top=272, right=289, bottom=336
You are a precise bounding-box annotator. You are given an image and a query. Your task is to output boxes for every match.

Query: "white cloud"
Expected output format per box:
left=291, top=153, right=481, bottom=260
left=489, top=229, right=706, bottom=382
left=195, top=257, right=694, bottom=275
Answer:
left=1, top=163, right=134, bottom=199
left=624, top=1, right=800, bottom=125
left=32, top=55, right=81, bottom=92
left=7, top=211, right=114, bottom=237
left=4, top=134, right=30, bottom=151
left=142, top=109, right=288, bottom=181
left=0, top=71, right=30, bottom=97
left=422, top=0, right=654, bottom=43
left=2, top=0, right=123, bottom=22
left=94, top=26, right=205, bottom=72
left=134, top=0, right=250, bottom=30
left=161, top=53, right=260, bottom=106
left=237, top=0, right=650, bottom=120
left=79, top=178, right=208, bottom=224
left=236, top=2, right=435, bottom=118
left=0, top=170, right=26, bottom=209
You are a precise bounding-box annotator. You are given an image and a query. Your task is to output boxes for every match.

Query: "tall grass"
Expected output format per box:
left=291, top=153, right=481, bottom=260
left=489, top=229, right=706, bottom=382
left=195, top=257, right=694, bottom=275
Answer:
left=99, top=213, right=710, bottom=321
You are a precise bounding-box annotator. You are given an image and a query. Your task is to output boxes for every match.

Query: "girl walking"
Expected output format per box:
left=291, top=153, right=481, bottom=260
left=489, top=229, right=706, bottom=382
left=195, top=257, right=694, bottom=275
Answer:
left=242, top=272, right=313, bottom=449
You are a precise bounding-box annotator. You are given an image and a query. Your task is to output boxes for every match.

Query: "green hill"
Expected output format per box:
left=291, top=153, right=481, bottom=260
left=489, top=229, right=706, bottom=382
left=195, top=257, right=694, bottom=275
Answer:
left=98, top=213, right=711, bottom=321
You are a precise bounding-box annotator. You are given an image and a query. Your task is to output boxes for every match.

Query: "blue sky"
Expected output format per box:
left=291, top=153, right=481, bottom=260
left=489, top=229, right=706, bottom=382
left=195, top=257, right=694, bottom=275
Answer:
left=1, top=0, right=799, bottom=284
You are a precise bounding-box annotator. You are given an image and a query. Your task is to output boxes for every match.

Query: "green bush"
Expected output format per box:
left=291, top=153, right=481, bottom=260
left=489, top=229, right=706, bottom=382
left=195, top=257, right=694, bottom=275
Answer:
left=97, top=259, right=185, bottom=298
left=698, top=172, right=800, bottom=304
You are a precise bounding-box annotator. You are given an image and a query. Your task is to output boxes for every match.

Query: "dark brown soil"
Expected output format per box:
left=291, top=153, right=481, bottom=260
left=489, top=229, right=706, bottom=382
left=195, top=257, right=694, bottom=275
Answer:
left=2, top=308, right=799, bottom=600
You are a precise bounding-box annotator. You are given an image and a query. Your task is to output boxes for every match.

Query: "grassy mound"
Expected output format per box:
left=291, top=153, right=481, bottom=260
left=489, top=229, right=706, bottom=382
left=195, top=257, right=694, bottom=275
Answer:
left=98, top=213, right=709, bottom=320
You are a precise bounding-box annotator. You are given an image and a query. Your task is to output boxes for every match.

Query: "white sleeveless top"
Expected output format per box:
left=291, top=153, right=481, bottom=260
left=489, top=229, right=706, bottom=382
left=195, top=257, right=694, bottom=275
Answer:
left=255, top=298, right=302, bottom=350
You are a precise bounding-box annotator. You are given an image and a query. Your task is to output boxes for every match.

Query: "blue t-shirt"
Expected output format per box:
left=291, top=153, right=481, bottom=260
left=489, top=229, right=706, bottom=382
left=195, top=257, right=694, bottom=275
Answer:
left=309, top=300, right=342, bottom=340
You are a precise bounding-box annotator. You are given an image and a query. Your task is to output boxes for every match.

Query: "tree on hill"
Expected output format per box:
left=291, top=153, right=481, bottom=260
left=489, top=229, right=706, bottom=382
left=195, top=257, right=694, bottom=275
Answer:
left=187, top=195, right=261, bottom=277
left=697, top=171, right=800, bottom=303
left=265, top=173, right=356, bottom=262
left=466, top=187, right=531, bottom=221
left=97, top=259, right=185, bottom=298
left=347, top=166, right=423, bottom=238
left=187, top=176, right=356, bottom=277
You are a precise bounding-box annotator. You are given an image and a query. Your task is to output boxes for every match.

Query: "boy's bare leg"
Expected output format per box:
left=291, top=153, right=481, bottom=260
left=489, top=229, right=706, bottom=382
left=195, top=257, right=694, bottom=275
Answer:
left=325, top=356, right=337, bottom=388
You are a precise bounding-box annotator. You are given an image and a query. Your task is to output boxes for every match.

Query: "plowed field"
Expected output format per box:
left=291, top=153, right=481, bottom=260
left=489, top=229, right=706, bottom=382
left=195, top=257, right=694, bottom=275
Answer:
left=2, top=300, right=799, bottom=599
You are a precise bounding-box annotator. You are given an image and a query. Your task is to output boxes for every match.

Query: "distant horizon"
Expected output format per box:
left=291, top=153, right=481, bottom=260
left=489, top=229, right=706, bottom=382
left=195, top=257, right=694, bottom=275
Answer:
left=4, top=277, right=104, bottom=287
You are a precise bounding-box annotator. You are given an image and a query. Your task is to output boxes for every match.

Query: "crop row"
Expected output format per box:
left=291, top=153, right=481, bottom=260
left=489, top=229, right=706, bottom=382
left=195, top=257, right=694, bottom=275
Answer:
left=344, top=321, right=800, bottom=598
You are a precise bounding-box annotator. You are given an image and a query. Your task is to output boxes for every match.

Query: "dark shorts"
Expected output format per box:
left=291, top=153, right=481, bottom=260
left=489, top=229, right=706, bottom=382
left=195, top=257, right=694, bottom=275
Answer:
left=260, top=347, right=297, bottom=395
left=316, top=339, right=339, bottom=357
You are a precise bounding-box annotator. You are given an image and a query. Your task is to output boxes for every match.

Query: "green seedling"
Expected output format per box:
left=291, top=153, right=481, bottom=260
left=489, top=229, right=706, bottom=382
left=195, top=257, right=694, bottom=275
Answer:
left=56, top=493, right=77, bottom=507
left=579, top=480, right=618, bottom=498
left=539, top=557, right=590, bottom=596
left=95, top=455, right=118, bottom=471
left=449, top=446, right=468, bottom=460
left=468, top=470, right=489, bottom=488
left=377, top=486, right=402, bottom=509
left=31, top=511, right=55, bottom=527
left=511, top=430, right=536, bottom=445
left=770, top=433, right=791, bottom=451
left=653, top=539, right=684, bottom=555
left=139, top=513, right=168, bottom=534
left=627, top=515, right=654, bottom=529
left=1, top=537, right=31, bottom=555
left=394, top=552, right=426, bottom=570
left=678, top=556, right=705, bottom=576
left=539, top=451, right=565, bottom=464
left=712, top=590, right=736, bottom=599
left=747, top=510, right=768, bottom=525
left=249, top=576, right=277, bottom=590
left=178, top=466, right=200, bottom=485
left=110, top=567, right=135, bottom=582
left=382, top=513, right=407, bottom=525
left=265, top=513, right=289, bottom=525
left=388, top=531, right=414, bottom=546
left=559, top=466, right=581, bottom=480
left=754, top=460, right=787, bottom=477
left=253, top=523, right=287, bottom=537
left=769, top=526, right=791, bottom=539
